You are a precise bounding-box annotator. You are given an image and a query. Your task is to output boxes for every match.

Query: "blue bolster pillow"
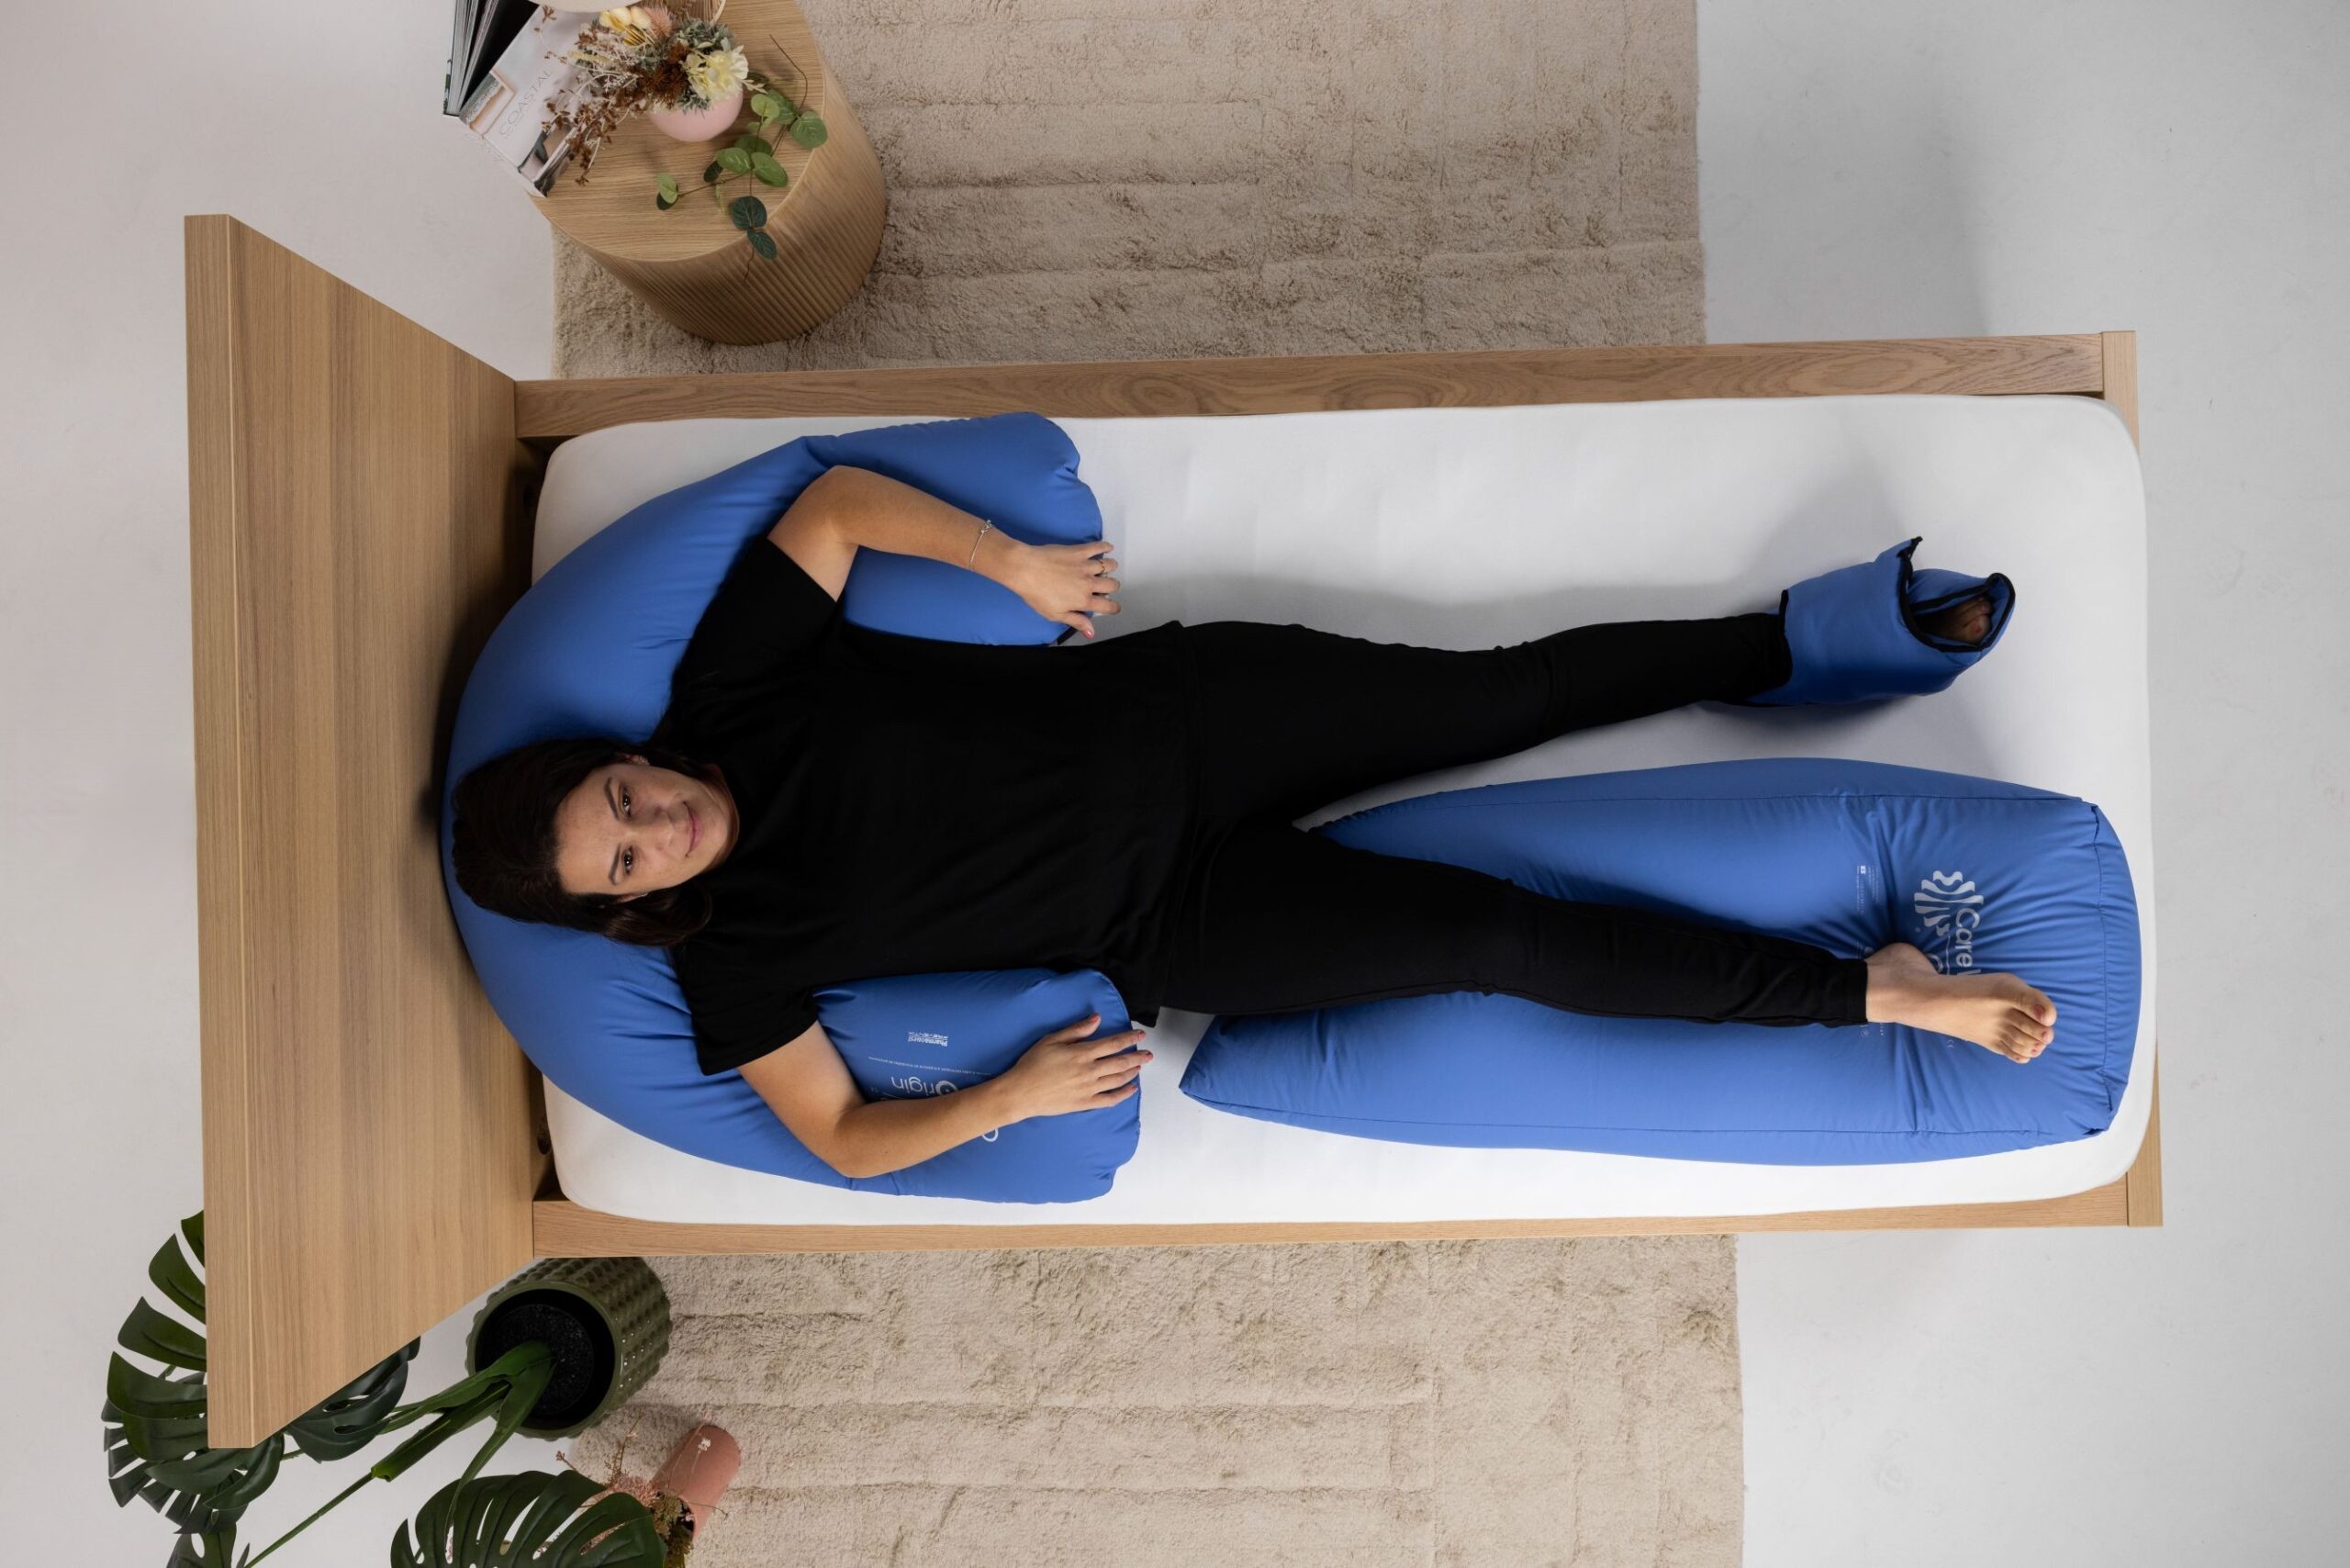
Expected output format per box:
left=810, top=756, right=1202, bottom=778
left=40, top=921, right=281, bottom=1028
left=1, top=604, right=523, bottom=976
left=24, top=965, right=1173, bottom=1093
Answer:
left=442, top=412, right=1144, bottom=1204
left=1746, top=535, right=2015, bottom=705
left=1180, top=758, right=2142, bottom=1164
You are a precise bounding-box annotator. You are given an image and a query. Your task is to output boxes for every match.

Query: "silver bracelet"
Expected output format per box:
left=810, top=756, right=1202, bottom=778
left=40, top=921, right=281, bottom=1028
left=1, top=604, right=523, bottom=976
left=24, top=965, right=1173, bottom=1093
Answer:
left=967, top=518, right=993, bottom=566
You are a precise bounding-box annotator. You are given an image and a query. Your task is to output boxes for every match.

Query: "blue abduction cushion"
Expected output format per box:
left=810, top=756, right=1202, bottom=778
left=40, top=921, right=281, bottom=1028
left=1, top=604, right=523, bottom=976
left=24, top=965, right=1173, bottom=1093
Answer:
left=1746, top=535, right=2016, bottom=705
left=442, top=412, right=1146, bottom=1204
left=1181, top=758, right=2142, bottom=1164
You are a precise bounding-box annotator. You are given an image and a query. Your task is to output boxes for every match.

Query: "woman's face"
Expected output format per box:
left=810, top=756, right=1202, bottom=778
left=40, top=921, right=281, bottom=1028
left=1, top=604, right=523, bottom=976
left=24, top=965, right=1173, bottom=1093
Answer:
left=554, top=755, right=738, bottom=901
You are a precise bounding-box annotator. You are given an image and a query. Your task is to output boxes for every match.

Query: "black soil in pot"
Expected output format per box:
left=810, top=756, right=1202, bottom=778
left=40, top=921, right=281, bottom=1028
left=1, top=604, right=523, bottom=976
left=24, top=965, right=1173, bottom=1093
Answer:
left=472, top=1290, right=617, bottom=1430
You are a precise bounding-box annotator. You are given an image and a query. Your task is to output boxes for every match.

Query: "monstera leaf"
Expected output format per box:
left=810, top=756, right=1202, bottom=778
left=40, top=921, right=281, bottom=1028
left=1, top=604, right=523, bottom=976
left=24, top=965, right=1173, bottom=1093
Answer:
left=390, top=1472, right=667, bottom=1568
left=163, top=1529, right=241, bottom=1566
left=102, top=1212, right=418, bottom=1538
left=104, top=1213, right=634, bottom=1568
left=222, top=1340, right=555, bottom=1566
left=101, top=1211, right=418, bottom=1564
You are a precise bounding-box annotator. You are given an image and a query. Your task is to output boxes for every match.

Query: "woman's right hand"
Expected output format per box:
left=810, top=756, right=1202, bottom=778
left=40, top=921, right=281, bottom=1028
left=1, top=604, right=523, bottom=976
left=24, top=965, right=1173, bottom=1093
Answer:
left=995, top=1013, right=1152, bottom=1118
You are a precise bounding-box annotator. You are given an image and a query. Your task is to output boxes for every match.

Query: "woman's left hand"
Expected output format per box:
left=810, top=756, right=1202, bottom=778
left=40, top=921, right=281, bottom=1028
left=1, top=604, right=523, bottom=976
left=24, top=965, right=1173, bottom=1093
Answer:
left=1008, top=540, right=1122, bottom=639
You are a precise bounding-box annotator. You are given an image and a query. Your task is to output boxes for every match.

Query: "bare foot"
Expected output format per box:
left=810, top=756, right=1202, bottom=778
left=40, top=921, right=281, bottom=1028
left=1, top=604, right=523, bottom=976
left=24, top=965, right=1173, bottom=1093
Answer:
left=1863, top=941, right=2055, bottom=1063
left=1919, top=592, right=1993, bottom=646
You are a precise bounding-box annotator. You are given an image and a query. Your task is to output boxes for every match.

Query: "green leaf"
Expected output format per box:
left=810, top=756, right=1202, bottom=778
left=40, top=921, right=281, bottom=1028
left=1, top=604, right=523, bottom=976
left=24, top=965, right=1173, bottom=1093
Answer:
left=149, top=1226, right=204, bottom=1321
left=107, top=1352, right=208, bottom=1422
left=100, top=1212, right=413, bottom=1538
left=750, top=92, right=782, bottom=119
left=790, top=111, right=829, bottom=149
left=714, top=147, right=753, bottom=175
left=728, top=195, right=768, bottom=231
left=655, top=171, right=678, bottom=201
left=282, top=1343, right=416, bottom=1462
left=759, top=115, right=783, bottom=141
left=733, top=131, right=772, bottom=157
left=104, top=1373, right=282, bottom=1535
left=118, top=1298, right=207, bottom=1371
left=390, top=1472, right=666, bottom=1568
left=655, top=190, right=677, bottom=210
left=459, top=1353, right=556, bottom=1488
left=370, top=1385, right=508, bottom=1485
left=751, top=153, right=789, bottom=186
left=105, top=1373, right=210, bottom=1466
left=701, top=160, right=723, bottom=185
left=365, top=1339, right=552, bottom=1489
left=166, top=1527, right=240, bottom=1566
left=747, top=228, right=778, bottom=261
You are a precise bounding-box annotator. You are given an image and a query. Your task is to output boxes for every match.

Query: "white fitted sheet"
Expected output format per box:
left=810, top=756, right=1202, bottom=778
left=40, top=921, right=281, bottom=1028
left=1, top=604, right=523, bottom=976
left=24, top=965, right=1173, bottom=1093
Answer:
left=532, top=392, right=2155, bottom=1224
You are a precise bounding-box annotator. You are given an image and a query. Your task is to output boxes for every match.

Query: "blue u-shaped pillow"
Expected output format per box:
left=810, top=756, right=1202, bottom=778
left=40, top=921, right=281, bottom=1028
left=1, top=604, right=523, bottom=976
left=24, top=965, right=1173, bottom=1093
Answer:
left=1180, top=758, right=2143, bottom=1164
left=441, top=412, right=1141, bottom=1204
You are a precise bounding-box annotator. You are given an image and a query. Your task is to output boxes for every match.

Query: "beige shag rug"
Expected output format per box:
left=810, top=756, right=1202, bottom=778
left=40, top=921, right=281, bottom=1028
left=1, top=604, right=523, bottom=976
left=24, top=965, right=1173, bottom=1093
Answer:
left=558, top=3, right=1732, bottom=1562
left=554, top=0, right=1704, bottom=375
left=567, top=1240, right=1740, bottom=1565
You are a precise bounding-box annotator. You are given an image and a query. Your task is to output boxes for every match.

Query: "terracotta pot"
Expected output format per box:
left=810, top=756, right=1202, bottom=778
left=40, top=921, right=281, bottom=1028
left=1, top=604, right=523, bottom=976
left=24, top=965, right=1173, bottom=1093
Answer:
left=647, top=84, right=744, bottom=143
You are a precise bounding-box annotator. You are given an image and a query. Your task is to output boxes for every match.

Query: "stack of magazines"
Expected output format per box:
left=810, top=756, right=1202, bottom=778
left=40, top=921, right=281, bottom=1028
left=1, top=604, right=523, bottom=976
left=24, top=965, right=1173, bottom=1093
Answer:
left=444, top=1, right=590, bottom=193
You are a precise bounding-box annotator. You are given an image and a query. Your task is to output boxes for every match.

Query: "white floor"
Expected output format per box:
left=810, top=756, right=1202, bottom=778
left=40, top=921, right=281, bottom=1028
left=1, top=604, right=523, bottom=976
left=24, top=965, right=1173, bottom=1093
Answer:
left=0, top=6, right=562, bottom=1563
left=1701, top=4, right=2347, bottom=1564
left=2, top=3, right=2340, bottom=1564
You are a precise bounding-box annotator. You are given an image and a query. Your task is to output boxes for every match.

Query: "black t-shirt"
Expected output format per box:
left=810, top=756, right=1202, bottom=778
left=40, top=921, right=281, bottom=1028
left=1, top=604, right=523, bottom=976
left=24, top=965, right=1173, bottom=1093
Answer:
left=661, top=535, right=1200, bottom=1076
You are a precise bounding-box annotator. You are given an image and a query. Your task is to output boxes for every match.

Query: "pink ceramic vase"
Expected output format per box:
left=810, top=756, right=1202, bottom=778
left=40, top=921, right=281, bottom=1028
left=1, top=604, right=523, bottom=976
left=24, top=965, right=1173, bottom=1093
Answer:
left=646, top=84, right=744, bottom=143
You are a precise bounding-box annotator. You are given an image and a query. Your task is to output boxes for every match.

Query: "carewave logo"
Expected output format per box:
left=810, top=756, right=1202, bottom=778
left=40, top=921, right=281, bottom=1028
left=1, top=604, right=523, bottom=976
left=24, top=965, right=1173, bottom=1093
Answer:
left=908, top=1030, right=949, bottom=1047
left=1912, top=870, right=1985, bottom=971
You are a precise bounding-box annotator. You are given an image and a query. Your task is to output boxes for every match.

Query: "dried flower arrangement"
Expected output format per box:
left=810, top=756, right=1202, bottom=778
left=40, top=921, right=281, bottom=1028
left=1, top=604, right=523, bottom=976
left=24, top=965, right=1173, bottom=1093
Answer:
left=557, top=1412, right=739, bottom=1567
left=543, top=2, right=831, bottom=262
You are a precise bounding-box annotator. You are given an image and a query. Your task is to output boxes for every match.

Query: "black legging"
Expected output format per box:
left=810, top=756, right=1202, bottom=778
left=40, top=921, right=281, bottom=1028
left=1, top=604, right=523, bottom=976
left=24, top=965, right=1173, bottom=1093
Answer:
left=1159, top=612, right=1872, bottom=1026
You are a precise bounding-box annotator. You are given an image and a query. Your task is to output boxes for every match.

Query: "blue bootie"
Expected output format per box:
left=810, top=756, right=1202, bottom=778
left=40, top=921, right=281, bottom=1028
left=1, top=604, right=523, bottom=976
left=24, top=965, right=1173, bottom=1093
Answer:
left=1742, top=536, right=2014, bottom=706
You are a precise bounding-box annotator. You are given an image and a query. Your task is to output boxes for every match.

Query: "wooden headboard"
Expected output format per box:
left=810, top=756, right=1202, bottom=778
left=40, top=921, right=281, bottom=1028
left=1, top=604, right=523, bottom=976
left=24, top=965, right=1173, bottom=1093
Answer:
left=187, top=212, right=2153, bottom=1447
left=186, top=216, right=544, bottom=1443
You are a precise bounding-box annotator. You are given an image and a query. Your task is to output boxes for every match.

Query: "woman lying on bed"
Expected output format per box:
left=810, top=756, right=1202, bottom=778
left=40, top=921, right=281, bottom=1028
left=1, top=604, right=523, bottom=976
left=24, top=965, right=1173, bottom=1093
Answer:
left=451, top=465, right=2054, bottom=1181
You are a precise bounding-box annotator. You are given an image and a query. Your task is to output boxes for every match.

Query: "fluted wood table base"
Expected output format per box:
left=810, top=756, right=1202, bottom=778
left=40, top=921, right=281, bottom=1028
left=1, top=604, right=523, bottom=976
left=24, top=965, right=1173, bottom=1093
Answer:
left=532, top=0, right=887, bottom=345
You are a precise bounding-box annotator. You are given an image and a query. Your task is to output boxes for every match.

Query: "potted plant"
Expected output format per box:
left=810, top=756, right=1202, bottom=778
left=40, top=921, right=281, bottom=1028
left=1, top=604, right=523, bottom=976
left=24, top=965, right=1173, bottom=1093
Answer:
left=544, top=1, right=831, bottom=262
left=102, top=1212, right=704, bottom=1565
left=465, top=1257, right=672, bottom=1439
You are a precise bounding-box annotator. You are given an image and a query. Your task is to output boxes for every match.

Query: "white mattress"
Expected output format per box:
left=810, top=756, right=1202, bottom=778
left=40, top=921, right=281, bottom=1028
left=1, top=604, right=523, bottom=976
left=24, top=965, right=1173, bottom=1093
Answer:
left=532, top=393, right=2155, bottom=1224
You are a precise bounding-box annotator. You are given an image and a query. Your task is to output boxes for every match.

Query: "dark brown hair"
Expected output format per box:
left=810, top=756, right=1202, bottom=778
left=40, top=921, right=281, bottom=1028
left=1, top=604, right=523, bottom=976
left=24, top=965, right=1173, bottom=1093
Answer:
left=451, top=733, right=721, bottom=948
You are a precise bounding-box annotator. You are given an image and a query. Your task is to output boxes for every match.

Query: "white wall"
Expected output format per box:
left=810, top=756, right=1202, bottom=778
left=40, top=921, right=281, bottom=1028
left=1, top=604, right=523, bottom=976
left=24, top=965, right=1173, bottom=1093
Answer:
left=1700, top=3, right=2349, bottom=1563
left=0, top=4, right=556, bottom=1562
left=6, top=3, right=2341, bottom=1563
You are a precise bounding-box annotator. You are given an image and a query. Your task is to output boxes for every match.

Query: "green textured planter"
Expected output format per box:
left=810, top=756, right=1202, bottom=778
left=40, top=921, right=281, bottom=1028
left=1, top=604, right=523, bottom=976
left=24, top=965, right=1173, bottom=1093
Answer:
left=465, top=1258, right=671, bottom=1439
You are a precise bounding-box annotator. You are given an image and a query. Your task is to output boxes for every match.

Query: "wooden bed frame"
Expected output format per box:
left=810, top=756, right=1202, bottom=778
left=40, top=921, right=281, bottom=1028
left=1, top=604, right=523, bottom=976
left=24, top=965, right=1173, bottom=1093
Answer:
left=187, top=214, right=2161, bottom=1448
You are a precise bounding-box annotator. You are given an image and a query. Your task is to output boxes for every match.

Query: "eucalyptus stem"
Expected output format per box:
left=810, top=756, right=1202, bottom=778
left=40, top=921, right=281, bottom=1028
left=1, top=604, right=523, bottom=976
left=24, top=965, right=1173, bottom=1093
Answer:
left=649, top=52, right=822, bottom=265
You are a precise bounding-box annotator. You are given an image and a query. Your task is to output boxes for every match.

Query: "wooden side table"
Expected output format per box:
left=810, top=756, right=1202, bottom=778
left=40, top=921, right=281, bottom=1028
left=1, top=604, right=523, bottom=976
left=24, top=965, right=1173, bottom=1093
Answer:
left=534, top=0, right=887, bottom=345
